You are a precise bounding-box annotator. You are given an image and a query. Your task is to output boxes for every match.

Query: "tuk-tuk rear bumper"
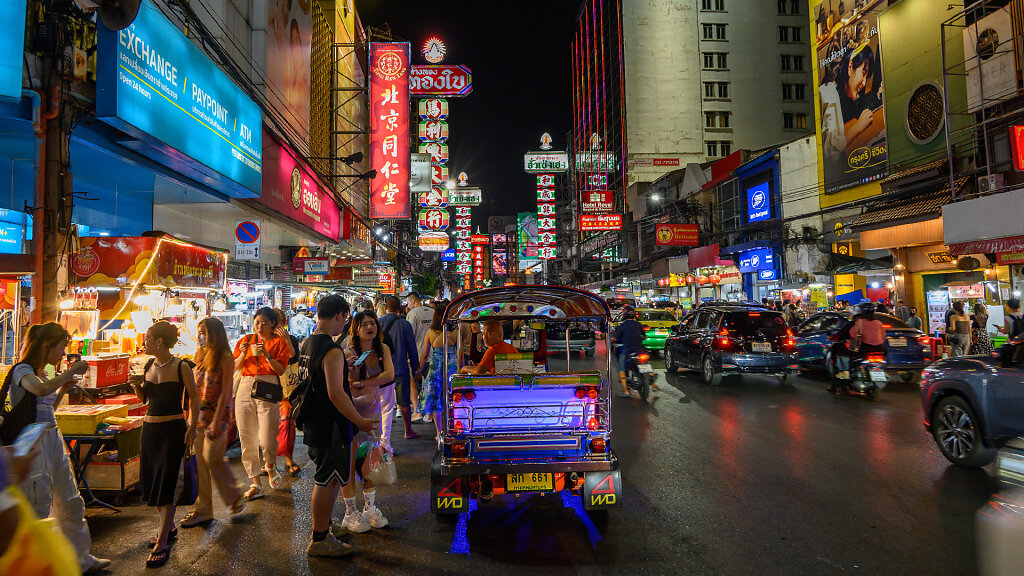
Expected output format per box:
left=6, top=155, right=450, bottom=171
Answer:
left=440, top=452, right=618, bottom=476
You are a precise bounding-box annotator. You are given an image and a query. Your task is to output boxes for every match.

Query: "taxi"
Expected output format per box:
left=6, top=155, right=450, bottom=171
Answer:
left=614, top=308, right=678, bottom=352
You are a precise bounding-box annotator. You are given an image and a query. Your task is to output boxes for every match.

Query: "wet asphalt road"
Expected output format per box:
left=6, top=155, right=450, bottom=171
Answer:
left=86, top=342, right=997, bottom=575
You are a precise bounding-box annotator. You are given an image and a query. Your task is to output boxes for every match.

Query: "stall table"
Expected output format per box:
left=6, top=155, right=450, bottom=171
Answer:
left=63, top=426, right=142, bottom=510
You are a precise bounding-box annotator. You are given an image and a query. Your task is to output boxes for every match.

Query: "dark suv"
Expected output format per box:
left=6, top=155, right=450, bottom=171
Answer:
left=664, top=304, right=799, bottom=386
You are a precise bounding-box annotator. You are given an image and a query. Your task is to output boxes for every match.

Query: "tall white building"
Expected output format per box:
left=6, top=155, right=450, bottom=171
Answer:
left=622, top=0, right=814, bottom=187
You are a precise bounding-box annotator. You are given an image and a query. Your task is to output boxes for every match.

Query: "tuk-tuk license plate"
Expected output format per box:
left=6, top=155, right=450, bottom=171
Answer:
left=638, top=364, right=654, bottom=373
left=870, top=369, right=887, bottom=383
left=507, top=473, right=553, bottom=492
left=887, top=337, right=907, bottom=347
left=752, top=342, right=772, bottom=353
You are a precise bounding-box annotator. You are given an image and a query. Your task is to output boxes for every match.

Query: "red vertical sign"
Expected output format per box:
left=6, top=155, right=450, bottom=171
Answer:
left=369, top=43, right=411, bottom=219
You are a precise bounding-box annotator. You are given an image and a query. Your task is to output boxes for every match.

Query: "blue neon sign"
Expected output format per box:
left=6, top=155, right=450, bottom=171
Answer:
left=96, top=1, right=262, bottom=195
left=747, top=182, right=771, bottom=223
left=757, top=268, right=777, bottom=281
left=441, top=249, right=457, bottom=262
left=0, top=1, right=27, bottom=99
left=0, top=223, right=24, bottom=254
left=737, top=247, right=775, bottom=273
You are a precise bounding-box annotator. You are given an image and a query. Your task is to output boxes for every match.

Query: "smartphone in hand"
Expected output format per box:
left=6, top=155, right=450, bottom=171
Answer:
left=13, top=422, right=50, bottom=457
left=352, top=350, right=372, bottom=367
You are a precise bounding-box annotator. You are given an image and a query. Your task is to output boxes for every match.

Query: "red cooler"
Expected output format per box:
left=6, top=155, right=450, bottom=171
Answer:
left=81, top=354, right=131, bottom=388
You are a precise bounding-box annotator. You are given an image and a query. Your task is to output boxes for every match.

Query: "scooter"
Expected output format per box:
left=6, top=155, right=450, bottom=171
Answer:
left=625, top=351, right=657, bottom=402
left=830, top=350, right=887, bottom=400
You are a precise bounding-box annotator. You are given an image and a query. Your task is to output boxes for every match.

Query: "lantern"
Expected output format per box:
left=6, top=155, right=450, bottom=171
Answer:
left=708, top=274, right=721, bottom=285
left=696, top=275, right=709, bottom=285
left=686, top=275, right=695, bottom=284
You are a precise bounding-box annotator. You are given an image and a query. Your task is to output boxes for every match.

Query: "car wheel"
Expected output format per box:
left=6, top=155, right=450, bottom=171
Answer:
left=777, top=373, right=794, bottom=386
left=702, top=355, right=722, bottom=386
left=585, top=347, right=595, bottom=358
left=900, top=372, right=921, bottom=384
left=824, top=351, right=837, bottom=377
left=932, top=396, right=997, bottom=467
left=665, top=348, right=678, bottom=372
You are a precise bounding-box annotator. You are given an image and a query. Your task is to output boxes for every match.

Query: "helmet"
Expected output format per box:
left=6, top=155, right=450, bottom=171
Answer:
left=859, top=301, right=877, bottom=314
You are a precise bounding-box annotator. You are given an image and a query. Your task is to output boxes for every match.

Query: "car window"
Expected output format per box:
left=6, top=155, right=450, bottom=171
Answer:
left=721, top=311, right=788, bottom=336
left=819, top=315, right=845, bottom=332
left=799, top=316, right=822, bottom=332
left=876, top=313, right=910, bottom=329
left=693, top=311, right=710, bottom=330
left=639, top=310, right=677, bottom=322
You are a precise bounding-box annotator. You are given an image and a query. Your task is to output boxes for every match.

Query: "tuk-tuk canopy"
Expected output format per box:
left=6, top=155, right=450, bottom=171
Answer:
left=444, top=285, right=611, bottom=322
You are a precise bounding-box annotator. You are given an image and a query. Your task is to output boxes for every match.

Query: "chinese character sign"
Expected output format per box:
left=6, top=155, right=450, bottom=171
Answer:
left=369, top=43, right=411, bottom=219
left=536, top=172, right=556, bottom=260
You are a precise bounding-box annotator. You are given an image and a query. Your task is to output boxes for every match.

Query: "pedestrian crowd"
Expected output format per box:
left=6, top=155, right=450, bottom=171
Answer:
left=0, top=291, right=451, bottom=571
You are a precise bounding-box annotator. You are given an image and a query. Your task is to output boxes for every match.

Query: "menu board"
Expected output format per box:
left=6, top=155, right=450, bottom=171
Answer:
left=927, top=290, right=950, bottom=335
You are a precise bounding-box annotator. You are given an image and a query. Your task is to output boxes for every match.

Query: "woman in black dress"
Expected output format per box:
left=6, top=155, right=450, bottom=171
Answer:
left=130, top=321, right=199, bottom=568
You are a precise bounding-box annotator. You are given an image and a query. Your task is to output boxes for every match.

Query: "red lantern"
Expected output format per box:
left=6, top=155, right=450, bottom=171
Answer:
left=696, top=275, right=709, bottom=285
left=686, top=275, right=695, bottom=284
left=708, top=274, right=721, bottom=284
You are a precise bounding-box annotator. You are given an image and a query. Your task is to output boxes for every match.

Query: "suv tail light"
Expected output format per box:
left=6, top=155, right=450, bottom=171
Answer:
left=782, top=336, right=796, bottom=349
left=643, top=325, right=653, bottom=332
left=637, top=353, right=650, bottom=363
left=916, top=335, right=930, bottom=345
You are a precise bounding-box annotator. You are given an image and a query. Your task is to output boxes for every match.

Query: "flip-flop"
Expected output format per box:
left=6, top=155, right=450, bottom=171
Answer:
left=148, top=528, right=177, bottom=548
left=286, top=464, right=302, bottom=477
left=146, top=547, right=171, bottom=568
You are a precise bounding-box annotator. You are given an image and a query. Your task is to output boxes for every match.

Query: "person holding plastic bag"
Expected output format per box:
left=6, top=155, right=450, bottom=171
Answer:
left=273, top=309, right=302, bottom=477
left=341, top=311, right=395, bottom=532
left=4, top=322, right=110, bottom=573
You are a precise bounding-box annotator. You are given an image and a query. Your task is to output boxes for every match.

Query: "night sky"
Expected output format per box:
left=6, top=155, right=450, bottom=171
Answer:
left=355, top=0, right=580, bottom=230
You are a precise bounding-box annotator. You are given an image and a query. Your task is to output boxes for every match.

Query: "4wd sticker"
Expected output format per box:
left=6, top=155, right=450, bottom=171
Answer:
left=582, top=469, right=622, bottom=509
left=432, top=477, right=469, bottom=512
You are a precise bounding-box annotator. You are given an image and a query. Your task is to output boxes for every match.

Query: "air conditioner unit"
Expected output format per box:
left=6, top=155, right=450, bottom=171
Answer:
left=978, top=174, right=1005, bottom=194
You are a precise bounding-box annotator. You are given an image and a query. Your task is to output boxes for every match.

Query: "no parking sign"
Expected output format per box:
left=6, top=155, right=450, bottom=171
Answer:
left=235, top=220, right=261, bottom=260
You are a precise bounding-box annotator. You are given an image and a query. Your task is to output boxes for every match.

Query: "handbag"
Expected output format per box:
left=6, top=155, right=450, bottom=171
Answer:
left=175, top=446, right=199, bottom=506
left=251, top=375, right=283, bottom=402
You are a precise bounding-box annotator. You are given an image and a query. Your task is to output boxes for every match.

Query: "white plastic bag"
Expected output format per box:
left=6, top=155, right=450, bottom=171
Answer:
left=362, top=435, right=397, bottom=486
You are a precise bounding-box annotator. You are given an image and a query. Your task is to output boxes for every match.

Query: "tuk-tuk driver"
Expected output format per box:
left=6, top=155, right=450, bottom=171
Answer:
left=460, top=319, right=518, bottom=375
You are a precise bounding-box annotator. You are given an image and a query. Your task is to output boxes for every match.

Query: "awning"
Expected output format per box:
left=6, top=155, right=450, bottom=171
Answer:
left=948, top=234, right=1024, bottom=256
left=853, top=177, right=967, bottom=231
left=818, top=252, right=893, bottom=274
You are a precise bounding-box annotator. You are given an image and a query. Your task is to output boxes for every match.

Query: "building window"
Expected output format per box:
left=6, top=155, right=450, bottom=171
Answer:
left=718, top=82, right=729, bottom=98
left=790, top=0, right=799, bottom=14
left=793, top=55, right=804, bottom=71
left=715, top=0, right=725, bottom=9
left=703, top=52, right=727, bottom=70
left=703, top=52, right=715, bottom=69
left=778, top=26, right=789, bottom=42
left=720, top=141, right=732, bottom=156
left=796, top=113, right=807, bottom=129
left=792, top=27, right=801, bottom=42
left=707, top=141, right=719, bottom=157
left=782, top=84, right=793, bottom=100
left=717, top=53, right=728, bottom=69
left=704, top=82, right=716, bottom=98
left=794, top=83, right=805, bottom=100
left=705, top=112, right=731, bottom=128
left=702, top=0, right=725, bottom=10
left=706, top=112, right=716, bottom=128
left=720, top=111, right=730, bottom=127
left=716, top=24, right=727, bottom=40
left=778, top=0, right=787, bottom=13
left=784, top=112, right=794, bottom=129
left=702, top=0, right=712, bottom=9
left=703, top=23, right=714, bottom=40
left=781, top=55, right=791, bottom=71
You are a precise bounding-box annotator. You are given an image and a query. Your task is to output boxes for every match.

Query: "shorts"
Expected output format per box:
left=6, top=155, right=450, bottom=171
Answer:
left=394, top=374, right=412, bottom=408
left=307, top=424, right=352, bottom=487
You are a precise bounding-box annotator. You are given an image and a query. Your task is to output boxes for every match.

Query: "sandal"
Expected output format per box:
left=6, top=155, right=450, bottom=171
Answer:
left=243, top=485, right=264, bottom=501
left=148, top=528, right=177, bottom=548
left=286, top=464, right=302, bottom=477
left=180, top=511, right=213, bottom=528
left=267, top=467, right=283, bottom=490
left=404, top=431, right=420, bottom=440
left=146, top=547, right=171, bottom=568
left=230, top=497, right=246, bottom=515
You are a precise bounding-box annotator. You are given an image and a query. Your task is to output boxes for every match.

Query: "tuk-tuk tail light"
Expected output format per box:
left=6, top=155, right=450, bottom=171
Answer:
left=450, top=442, right=467, bottom=458
left=590, top=437, right=607, bottom=453
left=464, top=390, right=476, bottom=402
left=587, top=416, right=599, bottom=430
left=587, top=387, right=599, bottom=400
left=452, top=392, right=463, bottom=403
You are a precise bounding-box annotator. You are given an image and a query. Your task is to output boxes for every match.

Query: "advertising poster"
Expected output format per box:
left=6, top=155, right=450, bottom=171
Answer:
left=492, top=251, right=507, bottom=276
left=517, top=212, right=538, bottom=267
left=259, top=129, right=340, bottom=241
left=0, top=0, right=26, bottom=98
left=266, top=0, right=312, bottom=140
left=655, top=224, right=698, bottom=246
left=369, top=42, right=411, bottom=219
left=813, top=0, right=888, bottom=193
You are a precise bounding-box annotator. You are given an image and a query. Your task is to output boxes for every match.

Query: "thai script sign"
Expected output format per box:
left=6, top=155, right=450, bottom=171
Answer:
left=410, top=65, right=472, bottom=97
left=525, top=152, right=569, bottom=173
left=580, top=214, right=623, bottom=231
left=449, top=188, right=482, bottom=206
left=581, top=190, right=614, bottom=213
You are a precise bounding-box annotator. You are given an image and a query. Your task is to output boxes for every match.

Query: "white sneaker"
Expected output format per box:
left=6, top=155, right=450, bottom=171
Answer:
left=341, top=510, right=371, bottom=533
left=306, top=532, right=354, bottom=557
left=362, top=504, right=389, bottom=529
left=422, top=415, right=432, bottom=423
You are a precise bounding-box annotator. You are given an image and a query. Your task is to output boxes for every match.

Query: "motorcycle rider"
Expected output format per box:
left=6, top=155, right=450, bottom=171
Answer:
left=830, top=301, right=886, bottom=391
left=612, top=307, right=646, bottom=398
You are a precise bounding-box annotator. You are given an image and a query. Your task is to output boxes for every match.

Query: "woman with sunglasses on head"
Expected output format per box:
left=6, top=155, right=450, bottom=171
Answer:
left=339, top=311, right=394, bottom=532
left=5, top=322, right=110, bottom=573
left=130, top=321, right=199, bottom=568
left=233, top=307, right=291, bottom=500
left=179, top=317, right=245, bottom=528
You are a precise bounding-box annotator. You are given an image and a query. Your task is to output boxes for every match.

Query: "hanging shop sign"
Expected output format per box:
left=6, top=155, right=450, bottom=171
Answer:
left=737, top=248, right=775, bottom=273
left=96, top=0, right=263, bottom=197
left=418, top=209, right=450, bottom=231
left=449, top=188, right=482, bottom=206
left=537, top=216, right=555, bottom=229
left=948, top=284, right=984, bottom=299
left=997, top=250, right=1024, bottom=265
left=234, top=220, right=261, bottom=260
left=538, top=246, right=557, bottom=260
left=418, top=232, right=450, bottom=252
left=581, top=190, right=615, bottom=213
left=588, top=174, right=608, bottom=188
left=538, top=203, right=556, bottom=216
left=927, top=250, right=956, bottom=265
left=492, top=250, right=507, bottom=275
left=537, top=174, right=556, bottom=187
left=258, top=129, right=341, bottom=241
left=524, top=152, right=570, bottom=173
left=418, top=120, right=449, bottom=143
left=746, top=182, right=771, bottom=223
left=419, top=142, right=448, bottom=164
left=410, top=64, right=473, bottom=96
left=341, top=207, right=372, bottom=252
left=418, top=186, right=450, bottom=208
left=579, top=214, right=623, bottom=231
left=654, top=223, right=699, bottom=247
left=410, top=153, right=432, bottom=193
left=518, top=212, right=539, bottom=263
left=0, top=0, right=26, bottom=98
left=369, top=42, right=412, bottom=219
left=758, top=269, right=778, bottom=281
left=537, top=188, right=555, bottom=202
left=441, top=249, right=456, bottom=262
left=418, top=98, right=449, bottom=120
left=0, top=222, right=25, bottom=255
left=293, top=257, right=330, bottom=275
left=575, top=152, right=617, bottom=172
left=471, top=234, right=490, bottom=245
left=431, top=164, right=449, bottom=187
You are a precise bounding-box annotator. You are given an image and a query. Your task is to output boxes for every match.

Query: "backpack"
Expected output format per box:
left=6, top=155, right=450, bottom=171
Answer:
left=0, top=363, right=37, bottom=445
left=289, top=337, right=339, bottom=431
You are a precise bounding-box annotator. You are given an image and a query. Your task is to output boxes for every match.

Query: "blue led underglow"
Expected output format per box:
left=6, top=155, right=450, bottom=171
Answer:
left=448, top=497, right=477, bottom=556
left=560, top=490, right=604, bottom=549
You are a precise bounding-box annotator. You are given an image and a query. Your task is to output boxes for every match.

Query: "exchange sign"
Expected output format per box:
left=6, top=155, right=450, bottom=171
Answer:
left=419, top=142, right=448, bottom=164
left=431, top=164, right=449, bottom=187
left=368, top=42, right=411, bottom=219
left=418, top=98, right=449, bottom=120
left=418, top=232, right=449, bottom=252
left=418, top=120, right=448, bottom=143
left=410, top=65, right=473, bottom=97
left=418, top=186, right=449, bottom=208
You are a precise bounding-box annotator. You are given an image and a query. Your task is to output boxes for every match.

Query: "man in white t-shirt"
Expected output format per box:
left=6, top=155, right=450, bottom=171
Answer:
left=405, top=291, right=434, bottom=420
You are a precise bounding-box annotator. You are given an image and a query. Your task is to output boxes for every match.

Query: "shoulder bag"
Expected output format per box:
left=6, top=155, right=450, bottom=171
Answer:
left=0, top=363, right=37, bottom=445
left=247, top=335, right=283, bottom=402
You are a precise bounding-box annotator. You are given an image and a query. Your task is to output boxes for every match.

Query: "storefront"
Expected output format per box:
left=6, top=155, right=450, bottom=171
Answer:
left=725, top=242, right=782, bottom=302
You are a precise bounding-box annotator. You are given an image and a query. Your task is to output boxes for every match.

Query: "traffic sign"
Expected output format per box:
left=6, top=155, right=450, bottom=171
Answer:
left=235, top=220, right=261, bottom=260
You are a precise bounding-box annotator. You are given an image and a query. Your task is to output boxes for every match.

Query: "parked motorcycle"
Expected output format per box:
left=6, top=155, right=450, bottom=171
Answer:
left=830, top=351, right=887, bottom=400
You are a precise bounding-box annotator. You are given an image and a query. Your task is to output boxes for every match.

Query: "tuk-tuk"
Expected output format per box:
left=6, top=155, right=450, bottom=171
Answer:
left=430, top=286, right=621, bottom=518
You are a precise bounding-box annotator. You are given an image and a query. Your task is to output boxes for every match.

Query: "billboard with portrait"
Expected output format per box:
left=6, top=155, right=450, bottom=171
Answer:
left=266, top=0, right=312, bottom=142
left=813, top=0, right=889, bottom=193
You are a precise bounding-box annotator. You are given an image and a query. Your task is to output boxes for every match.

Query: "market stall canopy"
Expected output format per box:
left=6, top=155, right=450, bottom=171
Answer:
left=818, top=252, right=893, bottom=275
left=445, top=285, right=611, bottom=321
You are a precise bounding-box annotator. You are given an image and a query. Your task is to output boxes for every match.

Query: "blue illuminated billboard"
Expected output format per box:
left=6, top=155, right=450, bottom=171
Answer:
left=441, top=249, right=456, bottom=262
left=0, top=1, right=26, bottom=99
left=96, top=1, right=262, bottom=195
left=0, top=222, right=24, bottom=254
left=737, top=247, right=775, bottom=273
left=747, top=182, right=771, bottom=223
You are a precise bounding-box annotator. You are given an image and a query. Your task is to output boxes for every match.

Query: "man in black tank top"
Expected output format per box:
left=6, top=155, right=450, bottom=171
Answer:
left=299, top=296, right=379, bottom=558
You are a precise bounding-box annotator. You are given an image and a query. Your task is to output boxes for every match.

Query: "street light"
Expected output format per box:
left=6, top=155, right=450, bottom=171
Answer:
left=446, top=180, right=457, bottom=190
left=651, top=194, right=661, bottom=202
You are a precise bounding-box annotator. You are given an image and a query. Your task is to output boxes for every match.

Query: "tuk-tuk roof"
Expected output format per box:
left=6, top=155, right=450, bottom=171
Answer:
left=444, top=285, right=611, bottom=321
